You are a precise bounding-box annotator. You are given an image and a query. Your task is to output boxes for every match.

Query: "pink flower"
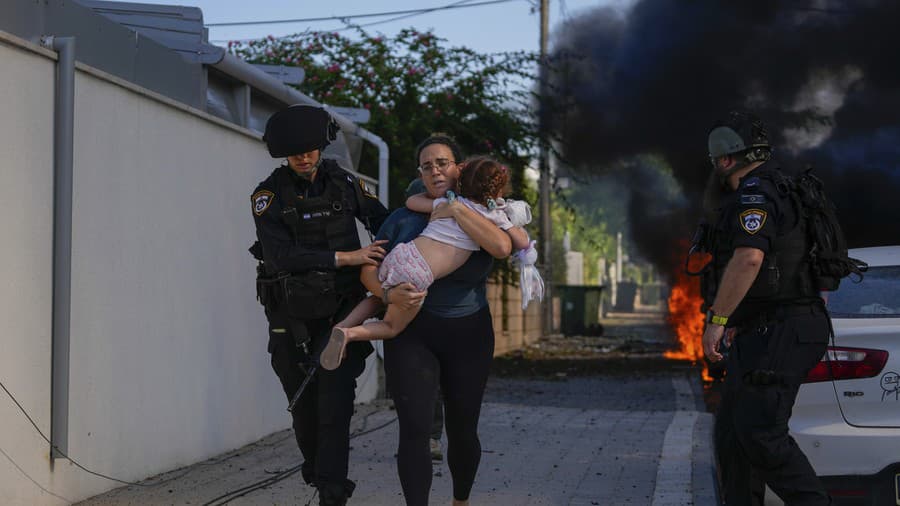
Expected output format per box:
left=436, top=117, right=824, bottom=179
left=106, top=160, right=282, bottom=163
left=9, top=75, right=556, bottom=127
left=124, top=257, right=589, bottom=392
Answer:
left=364, top=103, right=370, bottom=109
left=267, top=35, right=275, bottom=41
left=373, top=37, right=382, bottom=43
left=325, top=91, right=333, bottom=97
left=327, top=64, right=340, bottom=73
left=265, top=49, right=274, bottom=57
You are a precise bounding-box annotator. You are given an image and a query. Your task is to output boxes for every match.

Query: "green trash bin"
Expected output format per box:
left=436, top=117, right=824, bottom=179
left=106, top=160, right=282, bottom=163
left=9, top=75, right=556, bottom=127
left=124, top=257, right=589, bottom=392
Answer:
left=556, top=285, right=605, bottom=336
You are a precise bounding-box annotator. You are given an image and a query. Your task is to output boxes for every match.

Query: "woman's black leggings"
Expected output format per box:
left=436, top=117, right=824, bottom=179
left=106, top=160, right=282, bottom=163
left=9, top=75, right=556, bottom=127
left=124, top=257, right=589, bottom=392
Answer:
left=383, top=306, right=495, bottom=506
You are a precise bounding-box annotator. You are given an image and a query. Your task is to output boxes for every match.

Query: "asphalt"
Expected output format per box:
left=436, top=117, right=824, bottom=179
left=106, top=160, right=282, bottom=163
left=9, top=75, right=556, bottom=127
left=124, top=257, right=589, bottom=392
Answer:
left=78, top=311, right=720, bottom=506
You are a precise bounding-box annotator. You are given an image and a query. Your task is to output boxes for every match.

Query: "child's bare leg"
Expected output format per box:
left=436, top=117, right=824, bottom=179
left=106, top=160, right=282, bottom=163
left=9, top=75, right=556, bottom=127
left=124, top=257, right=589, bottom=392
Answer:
left=335, top=294, right=383, bottom=328
left=344, top=302, right=421, bottom=342
left=321, top=295, right=385, bottom=370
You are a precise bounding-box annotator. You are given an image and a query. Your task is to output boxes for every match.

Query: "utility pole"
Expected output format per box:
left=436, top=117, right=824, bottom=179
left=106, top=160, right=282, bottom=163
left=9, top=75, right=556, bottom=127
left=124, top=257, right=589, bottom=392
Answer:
left=539, top=0, right=553, bottom=336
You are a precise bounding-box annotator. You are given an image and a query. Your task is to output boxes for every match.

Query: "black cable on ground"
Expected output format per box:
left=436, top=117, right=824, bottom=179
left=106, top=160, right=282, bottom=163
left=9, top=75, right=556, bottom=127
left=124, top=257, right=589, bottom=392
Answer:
left=0, top=378, right=194, bottom=487
left=202, top=415, right=398, bottom=506
left=2, top=375, right=397, bottom=502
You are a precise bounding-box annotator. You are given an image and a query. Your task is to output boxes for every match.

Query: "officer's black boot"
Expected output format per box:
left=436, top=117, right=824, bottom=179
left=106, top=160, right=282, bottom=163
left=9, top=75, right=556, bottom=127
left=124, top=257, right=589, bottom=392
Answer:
left=317, top=479, right=355, bottom=506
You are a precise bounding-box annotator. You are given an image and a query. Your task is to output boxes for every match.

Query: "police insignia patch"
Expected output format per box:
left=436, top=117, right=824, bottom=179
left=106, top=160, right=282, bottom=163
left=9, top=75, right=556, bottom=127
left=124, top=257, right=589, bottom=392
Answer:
left=741, top=177, right=760, bottom=188
left=739, top=209, right=767, bottom=234
left=252, top=190, right=274, bottom=216
left=740, top=194, right=766, bottom=205
left=359, top=179, right=376, bottom=199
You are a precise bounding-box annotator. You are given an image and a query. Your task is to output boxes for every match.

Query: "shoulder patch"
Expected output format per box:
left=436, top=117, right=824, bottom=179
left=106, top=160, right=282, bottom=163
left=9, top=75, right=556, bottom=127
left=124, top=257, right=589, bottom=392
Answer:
left=741, top=177, right=760, bottom=188
left=359, top=179, right=377, bottom=199
left=740, top=194, right=767, bottom=205
left=739, top=208, right=767, bottom=235
left=252, top=190, right=275, bottom=216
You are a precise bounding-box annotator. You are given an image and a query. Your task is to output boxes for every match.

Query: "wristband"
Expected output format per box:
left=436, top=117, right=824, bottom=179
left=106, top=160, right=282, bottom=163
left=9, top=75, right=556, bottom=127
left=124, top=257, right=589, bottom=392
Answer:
left=382, top=286, right=392, bottom=305
left=706, top=311, right=728, bottom=326
left=334, top=252, right=339, bottom=268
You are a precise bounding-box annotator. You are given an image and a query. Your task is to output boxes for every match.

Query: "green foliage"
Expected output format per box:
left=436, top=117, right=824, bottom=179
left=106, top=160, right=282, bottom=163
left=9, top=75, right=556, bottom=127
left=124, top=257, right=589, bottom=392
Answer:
left=548, top=182, right=617, bottom=285
left=231, top=29, right=539, bottom=208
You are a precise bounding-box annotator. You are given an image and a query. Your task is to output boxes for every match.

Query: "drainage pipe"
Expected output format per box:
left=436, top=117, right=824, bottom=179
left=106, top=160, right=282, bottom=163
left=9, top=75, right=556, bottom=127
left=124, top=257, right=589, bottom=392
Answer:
left=40, top=35, right=75, bottom=460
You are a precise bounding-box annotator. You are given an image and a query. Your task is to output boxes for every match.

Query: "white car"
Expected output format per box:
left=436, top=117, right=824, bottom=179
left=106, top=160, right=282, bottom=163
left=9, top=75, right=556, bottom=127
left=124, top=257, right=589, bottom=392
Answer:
left=787, top=245, right=900, bottom=505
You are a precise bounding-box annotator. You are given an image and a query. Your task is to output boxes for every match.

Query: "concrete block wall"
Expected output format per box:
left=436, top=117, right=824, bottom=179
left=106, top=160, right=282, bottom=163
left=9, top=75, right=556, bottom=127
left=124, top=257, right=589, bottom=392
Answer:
left=487, top=280, right=543, bottom=356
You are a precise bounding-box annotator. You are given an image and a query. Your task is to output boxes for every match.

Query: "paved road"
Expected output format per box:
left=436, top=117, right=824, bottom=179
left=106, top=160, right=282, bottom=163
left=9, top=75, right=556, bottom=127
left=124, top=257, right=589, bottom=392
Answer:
left=80, top=313, right=719, bottom=505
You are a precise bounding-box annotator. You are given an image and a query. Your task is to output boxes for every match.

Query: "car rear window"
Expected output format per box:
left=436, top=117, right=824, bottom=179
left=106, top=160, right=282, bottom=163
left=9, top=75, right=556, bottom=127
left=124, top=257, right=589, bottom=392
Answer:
left=825, top=266, right=900, bottom=318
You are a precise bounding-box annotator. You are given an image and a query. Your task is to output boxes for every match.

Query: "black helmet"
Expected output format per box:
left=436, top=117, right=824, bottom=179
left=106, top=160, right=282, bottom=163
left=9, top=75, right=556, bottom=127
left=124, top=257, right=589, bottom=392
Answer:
left=707, top=110, right=771, bottom=161
left=263, top=105, right=339, bottom=158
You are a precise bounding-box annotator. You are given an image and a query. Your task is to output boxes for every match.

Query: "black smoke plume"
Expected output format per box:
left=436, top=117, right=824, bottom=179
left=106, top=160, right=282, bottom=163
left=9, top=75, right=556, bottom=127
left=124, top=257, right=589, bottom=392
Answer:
left=547, top=0, right=900, bottom=276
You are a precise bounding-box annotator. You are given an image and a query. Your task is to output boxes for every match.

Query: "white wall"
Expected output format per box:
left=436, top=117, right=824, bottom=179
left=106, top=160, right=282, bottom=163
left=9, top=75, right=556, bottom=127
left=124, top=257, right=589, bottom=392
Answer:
left=0, top=33, right=376, bottom=505
left=0, top=38, right=58, bottom=506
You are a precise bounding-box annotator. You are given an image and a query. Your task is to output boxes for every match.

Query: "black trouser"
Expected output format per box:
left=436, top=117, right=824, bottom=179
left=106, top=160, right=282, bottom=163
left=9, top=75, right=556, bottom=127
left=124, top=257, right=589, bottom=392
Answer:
left=431, top=389, right=444, bottom=441
left=715, top=305, right=831, bottom=506
left=267, top=301, right=371, bottom=503
left=384, top=306, right=495, bottom=506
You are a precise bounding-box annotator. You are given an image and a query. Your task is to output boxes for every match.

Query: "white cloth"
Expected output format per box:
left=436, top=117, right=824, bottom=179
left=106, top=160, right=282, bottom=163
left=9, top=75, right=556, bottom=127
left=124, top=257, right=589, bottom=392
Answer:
left=419, top=196, right=514, bottom=251
left=511, top=240, right=544, bottom=309
left=495, top=198, right=533, bottom=227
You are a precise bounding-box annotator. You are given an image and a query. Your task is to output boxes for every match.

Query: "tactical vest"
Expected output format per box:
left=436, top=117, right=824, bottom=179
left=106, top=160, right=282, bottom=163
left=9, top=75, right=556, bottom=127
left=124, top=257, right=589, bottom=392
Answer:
left=709, top=171, right=818, bottom=308
left=274, top=161, right=363, bottom=292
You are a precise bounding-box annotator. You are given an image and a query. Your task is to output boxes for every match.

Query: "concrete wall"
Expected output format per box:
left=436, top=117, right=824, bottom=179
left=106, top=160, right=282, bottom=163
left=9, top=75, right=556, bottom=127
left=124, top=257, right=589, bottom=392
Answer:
left=0, top=32, right=378, bottom=505
left=0, top=35, right=59, bottom=506
left=488, top=281, right=543, bottom=356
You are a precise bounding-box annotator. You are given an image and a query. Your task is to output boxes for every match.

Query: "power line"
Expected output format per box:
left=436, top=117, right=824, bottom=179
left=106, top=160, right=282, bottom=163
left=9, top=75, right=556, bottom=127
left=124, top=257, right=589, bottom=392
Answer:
left=205, top=0, right=521, bottom=27
left=333, top=0, right=477, bottom=33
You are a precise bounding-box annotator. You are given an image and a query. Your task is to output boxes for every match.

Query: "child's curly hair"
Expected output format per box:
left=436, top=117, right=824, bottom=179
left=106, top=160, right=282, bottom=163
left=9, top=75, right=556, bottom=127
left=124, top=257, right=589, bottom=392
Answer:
left=457, top=155, right=508, bottom=206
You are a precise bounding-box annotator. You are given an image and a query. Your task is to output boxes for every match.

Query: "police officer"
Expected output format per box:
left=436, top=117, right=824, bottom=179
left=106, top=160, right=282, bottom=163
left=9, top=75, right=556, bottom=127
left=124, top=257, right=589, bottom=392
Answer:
left=701, top=111, right=832, bottom=506
left=250, top=105, right=389, bottom=506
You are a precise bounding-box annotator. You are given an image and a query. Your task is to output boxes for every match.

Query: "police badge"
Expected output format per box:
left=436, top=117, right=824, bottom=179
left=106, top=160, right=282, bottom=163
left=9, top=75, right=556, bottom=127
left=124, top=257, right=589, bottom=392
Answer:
left=252, top=190, right=275, bottom=216
left=739, top=208, right=767, bottom=234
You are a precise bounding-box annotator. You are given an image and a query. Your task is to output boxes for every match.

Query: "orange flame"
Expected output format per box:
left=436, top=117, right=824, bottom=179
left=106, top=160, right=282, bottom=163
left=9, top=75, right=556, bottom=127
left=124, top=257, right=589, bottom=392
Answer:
left=665, top=242, right=713, bottom=381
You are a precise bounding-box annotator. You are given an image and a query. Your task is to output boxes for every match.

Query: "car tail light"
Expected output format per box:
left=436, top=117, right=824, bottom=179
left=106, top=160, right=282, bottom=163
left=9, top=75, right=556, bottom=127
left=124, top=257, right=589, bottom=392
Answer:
left=803, top=347, right=889, bottom=383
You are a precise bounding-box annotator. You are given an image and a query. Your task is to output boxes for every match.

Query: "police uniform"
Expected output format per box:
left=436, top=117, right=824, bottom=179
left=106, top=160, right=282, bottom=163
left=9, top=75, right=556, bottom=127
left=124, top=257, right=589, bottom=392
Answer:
left=710, top=162, right=831, bottom=506
left=250, top=106, right=388, bottom=505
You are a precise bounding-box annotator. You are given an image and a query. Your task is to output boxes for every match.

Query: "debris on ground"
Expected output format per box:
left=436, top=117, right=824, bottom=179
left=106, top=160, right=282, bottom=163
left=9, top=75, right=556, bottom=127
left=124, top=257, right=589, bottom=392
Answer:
left=492, top=312, right=701, bottom=378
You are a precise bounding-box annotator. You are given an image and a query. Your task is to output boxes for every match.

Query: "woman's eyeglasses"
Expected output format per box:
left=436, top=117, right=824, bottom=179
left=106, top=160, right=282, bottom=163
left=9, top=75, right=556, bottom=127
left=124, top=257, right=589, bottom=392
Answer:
left=417, top=158, right=456, bottom=174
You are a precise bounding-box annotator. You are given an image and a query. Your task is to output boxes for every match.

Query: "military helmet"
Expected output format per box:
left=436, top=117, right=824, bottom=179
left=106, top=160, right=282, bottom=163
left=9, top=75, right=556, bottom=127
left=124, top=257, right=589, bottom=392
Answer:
left=708, top=110, right=771, bottom=160
left=263, top=105, right=339, bottom=158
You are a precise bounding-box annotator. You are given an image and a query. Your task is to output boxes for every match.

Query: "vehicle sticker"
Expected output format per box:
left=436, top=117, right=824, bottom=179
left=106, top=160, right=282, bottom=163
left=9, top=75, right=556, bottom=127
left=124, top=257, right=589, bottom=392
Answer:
left=739, top=209, right=767, bottom=235
left=252, top=190, right=275, bottom=216
left=895, top=472, right=900, bottom=505
left=881, top=372, right=899, bottom=401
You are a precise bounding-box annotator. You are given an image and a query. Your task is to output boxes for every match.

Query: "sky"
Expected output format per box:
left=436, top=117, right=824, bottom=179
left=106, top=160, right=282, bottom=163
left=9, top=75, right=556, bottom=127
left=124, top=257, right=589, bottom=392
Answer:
left=110, top=0, right=630, bottom=54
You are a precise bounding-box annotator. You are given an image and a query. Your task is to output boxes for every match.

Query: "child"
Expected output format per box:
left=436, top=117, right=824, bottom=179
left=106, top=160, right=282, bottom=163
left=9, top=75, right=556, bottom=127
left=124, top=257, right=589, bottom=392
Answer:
left=320, top=156, right=532, bottom=370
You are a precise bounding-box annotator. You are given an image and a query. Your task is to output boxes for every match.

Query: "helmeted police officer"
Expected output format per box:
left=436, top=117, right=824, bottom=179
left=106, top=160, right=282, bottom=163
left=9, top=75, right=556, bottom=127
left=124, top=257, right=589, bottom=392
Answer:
left=701, top=111, right=832, bottom=506
left=250, top=104, right=389, bottom=505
